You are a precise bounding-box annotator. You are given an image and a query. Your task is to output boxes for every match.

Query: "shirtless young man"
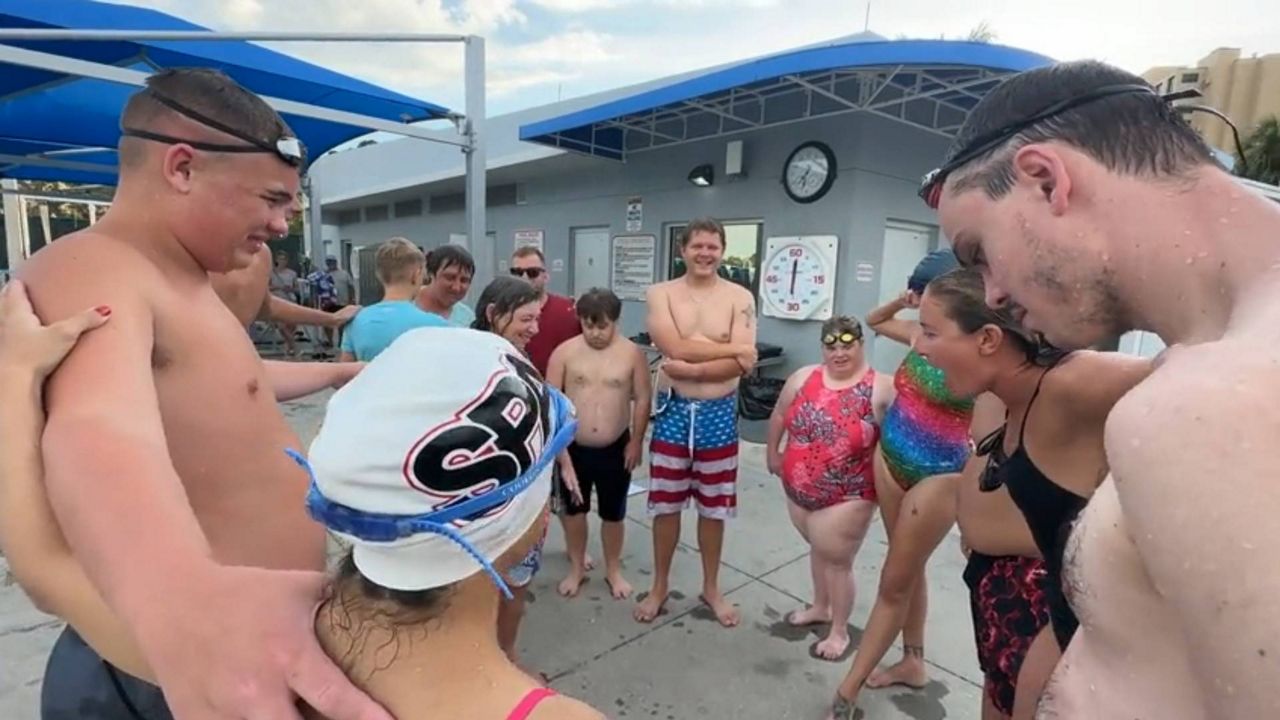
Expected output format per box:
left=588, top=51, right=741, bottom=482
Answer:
left=635, top=217, right=758, bottom=627
left=925, top=59, right=1280, bottom=718
left=546, top=288, right=651, bottom=600
left=18, top=69, right=387, bottom=720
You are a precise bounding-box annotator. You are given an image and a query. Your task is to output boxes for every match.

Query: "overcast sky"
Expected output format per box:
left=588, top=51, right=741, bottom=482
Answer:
left=121, top=0, right=1277, bottom=117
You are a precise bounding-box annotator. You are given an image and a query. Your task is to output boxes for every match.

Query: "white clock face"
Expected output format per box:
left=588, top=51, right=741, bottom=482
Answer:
left=761, top=244, right=829, bottom=318
left=786, top=145, right=831, bottom=199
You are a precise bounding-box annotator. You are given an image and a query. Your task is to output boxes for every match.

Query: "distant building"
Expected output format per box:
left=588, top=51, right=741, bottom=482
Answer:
left=1142, top=48, right=1280, bottom=152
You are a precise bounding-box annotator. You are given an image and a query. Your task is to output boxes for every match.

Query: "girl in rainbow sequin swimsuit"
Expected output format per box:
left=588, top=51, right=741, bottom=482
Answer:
left=833, top=251, right=980, bottom=702
left=880, top=349, right=975, bottom=489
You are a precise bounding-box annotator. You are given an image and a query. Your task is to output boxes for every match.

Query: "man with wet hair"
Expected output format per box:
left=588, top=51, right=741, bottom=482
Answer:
left=19, top=68, right=389, bottom=720
left=924, top=59, right=1280, bottom=719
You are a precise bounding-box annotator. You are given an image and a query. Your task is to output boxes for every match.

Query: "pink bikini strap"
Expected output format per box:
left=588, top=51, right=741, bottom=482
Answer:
left=508, top=687, right=558, bottom=720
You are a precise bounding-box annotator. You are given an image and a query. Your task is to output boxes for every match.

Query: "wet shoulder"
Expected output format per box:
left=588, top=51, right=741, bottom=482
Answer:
left=20, top=230, right=149, bottom=280
left=1105, top=339, right=1280, bottom=472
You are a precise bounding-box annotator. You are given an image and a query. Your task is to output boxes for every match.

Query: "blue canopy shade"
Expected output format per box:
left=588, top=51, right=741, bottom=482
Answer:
left=519, top=38, right=1054, bottom=161
left=0, top=0, right=453, bottom=184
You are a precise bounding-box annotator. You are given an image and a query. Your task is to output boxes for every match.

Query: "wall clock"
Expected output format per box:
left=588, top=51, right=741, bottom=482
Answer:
left=759, top=235, right=839, bottom=321
left=782, top=141, right=837, bottom=203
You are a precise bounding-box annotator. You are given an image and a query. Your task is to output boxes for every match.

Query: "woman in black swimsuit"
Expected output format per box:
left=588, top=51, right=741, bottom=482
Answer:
left=913, top=268, right=1149, bottom=718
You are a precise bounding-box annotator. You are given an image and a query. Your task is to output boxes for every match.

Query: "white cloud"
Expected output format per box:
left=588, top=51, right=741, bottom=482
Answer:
left=526, top=0, right=628, bottom=11
left=497, top=29, right=616, bottom=66
left=110, top=0, right=1280, bottom=118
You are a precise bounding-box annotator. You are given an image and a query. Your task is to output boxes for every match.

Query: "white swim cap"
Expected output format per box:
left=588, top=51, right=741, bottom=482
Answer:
left=300, top=327, right=574, bottom=596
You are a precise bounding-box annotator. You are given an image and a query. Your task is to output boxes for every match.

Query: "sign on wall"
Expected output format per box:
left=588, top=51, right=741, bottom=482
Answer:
left=759, top=235, right=839, bottom=321
left=514, top=229, right=544, bottom=252
left=625, top=196, right=643, bottom=232
left=611, top=234, right=656, bottom=301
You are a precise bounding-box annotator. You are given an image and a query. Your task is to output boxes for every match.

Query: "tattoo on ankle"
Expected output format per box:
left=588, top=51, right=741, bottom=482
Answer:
left=904, top=644, right=925, bottom=658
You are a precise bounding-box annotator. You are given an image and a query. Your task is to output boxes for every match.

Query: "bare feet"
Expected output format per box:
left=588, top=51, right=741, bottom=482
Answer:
left=812, top=632, right=851, bottom=661
left=584, top=553, right=596, bottom=571
left=634, top=588, right=669, bottom=623
left=557, top=568, right=587, bottom=598
left=699, top=591, right=740, bottom=627
left=786, top=605, right=832, bottom=626
left=605, top=570, right=634, bottom=600
left=866, top=656, right=929, bottom=689
left=826, top=689, right=859, bottom=720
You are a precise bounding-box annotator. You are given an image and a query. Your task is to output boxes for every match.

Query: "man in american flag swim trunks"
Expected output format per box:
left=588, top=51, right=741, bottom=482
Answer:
left=634, top=217, right=757, bottom=628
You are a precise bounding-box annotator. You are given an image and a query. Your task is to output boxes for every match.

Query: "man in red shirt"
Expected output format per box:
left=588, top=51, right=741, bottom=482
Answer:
left=510, top=246, right=593, bottom=570
left=510, top=246, right=580, bottom=376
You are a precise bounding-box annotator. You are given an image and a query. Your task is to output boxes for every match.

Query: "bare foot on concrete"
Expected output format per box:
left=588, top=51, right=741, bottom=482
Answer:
left=633, top=588, right=668, bottom=623
left=866, top=656, right=929, bottom=689
left=605, top=570, right=633, bottom=600
left=812, top=631, right=851, bottom=661
left=700, top=590, right=740, bottom=627
left=786, top=605, right=832, bottom=626
left=557, top=567, right=587, bottom=598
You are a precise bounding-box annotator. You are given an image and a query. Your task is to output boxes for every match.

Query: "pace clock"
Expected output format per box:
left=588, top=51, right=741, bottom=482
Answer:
left=759, top=235, right=839, bottom=321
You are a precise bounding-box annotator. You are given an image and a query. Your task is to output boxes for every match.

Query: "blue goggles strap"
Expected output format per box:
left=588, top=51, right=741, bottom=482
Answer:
left=286, top=386, right=578, bottom=600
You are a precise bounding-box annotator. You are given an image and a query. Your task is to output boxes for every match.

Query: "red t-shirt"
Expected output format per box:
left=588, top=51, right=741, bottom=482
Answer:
left=526, top=293, right=581, bottom=376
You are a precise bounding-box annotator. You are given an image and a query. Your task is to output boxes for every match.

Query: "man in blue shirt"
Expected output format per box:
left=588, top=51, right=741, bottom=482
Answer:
left=339, top=238, right=448, bottom=361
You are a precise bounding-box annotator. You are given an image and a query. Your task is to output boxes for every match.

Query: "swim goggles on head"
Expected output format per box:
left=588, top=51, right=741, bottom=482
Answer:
left=121, top=89, right=306, bottom=168
left=918, top=83, right=1248, bottom=210
left=822, top=330, right=861, bottom=346
left=286, top=386, right=578, bottom=599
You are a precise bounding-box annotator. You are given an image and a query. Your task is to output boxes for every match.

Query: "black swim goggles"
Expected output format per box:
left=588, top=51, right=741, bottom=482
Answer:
left=121, top=89, right=306, bottom=168
left=918, top=83, right=1249, bottom=210
left=821, top=330, right=861, bottom=347
left=285, top=386, right=578, bottom=600
left=974, top=424, right=1008, bottom=492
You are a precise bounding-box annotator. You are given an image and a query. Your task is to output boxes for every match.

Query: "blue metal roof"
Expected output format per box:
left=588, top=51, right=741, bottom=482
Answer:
left=0, top=0, right=453, bottom=184
left=519, top=39, right=1054, bottom=160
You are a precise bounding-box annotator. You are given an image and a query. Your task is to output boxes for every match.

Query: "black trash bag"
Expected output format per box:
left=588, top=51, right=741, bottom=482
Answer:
left=738, top=375, right=786, bottom=421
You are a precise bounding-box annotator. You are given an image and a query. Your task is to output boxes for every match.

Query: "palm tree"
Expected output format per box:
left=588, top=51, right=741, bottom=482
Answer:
left=966, top=21, right=996, bottom=43
left=1238, top=116, right=1279, bottom=185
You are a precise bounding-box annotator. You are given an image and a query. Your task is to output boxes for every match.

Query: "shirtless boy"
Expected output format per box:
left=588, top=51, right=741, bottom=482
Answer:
left=546, top=288, right=651, bottom=600
left=926, top=59, right=1280, bottom=718
left=18, top=69, right=385, bottom=720
left=636, top=217, right=757, bottom=627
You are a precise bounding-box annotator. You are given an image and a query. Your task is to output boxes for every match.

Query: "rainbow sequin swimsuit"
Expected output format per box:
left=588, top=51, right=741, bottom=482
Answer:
left=880, top=350, right=975, bottom=489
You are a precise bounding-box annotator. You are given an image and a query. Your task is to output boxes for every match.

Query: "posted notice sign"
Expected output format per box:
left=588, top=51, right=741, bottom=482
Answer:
left=611, top=234, right=656, bottom=301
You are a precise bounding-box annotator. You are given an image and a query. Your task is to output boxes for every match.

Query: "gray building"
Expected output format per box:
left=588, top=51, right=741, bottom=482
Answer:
left=307, top=34, right=1054, bottom=374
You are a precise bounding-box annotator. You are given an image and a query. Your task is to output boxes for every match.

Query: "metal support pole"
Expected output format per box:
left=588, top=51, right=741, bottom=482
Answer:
left=463, top=35, right=489, bottom=289
left=1, top=179, right=26, bottom=271
left=303, top=175, right=323, bottom=264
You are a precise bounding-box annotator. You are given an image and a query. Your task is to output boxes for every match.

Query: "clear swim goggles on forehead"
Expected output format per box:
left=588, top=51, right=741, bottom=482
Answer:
left=121, top=89, right=306, bottom=168
left=286, top=386, right=578, bottom=600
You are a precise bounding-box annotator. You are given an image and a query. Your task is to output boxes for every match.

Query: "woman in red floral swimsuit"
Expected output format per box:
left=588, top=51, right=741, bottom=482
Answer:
left=766, top=316, right=894, bottom=660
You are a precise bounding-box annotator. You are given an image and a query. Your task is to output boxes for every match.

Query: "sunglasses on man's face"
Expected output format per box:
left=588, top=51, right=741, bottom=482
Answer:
left=821, top=331, right=861, bottom=347
left=510, top=267, right=545, bottom=279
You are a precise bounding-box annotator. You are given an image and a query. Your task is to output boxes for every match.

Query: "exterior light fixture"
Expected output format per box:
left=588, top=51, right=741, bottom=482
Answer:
left=688, top=164, right=714, bottom=187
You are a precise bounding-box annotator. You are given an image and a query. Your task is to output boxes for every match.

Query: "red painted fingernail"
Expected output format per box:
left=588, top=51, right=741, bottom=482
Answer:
left=95, top=305, right=111, bottom=317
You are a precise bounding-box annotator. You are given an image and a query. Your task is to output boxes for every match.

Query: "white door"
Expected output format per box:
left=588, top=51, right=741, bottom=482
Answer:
left=571, top=227, right=611, bottom=297
left=872, top=221, right=936, bottom=372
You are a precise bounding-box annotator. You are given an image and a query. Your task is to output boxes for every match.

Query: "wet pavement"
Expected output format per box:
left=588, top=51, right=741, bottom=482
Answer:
left=1, top=388, right=982, bottom=720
